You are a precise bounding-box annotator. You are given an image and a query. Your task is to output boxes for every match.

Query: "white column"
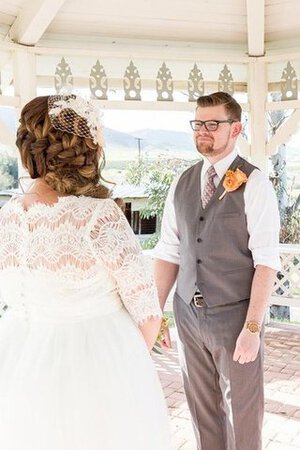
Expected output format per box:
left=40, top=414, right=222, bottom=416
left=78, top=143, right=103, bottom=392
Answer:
left=248, top=59, right=268, bottom=172
left=13, top=48, right=37, bottom=105
left=13, top=48, right=37, bottom=181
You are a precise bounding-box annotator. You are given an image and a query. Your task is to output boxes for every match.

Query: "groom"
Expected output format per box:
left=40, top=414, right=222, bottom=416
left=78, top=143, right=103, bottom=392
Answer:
left=153, top=92, right=280, bottom=450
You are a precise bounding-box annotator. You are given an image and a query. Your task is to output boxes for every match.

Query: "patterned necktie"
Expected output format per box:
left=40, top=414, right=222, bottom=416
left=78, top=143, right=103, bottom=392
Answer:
left=202, top=165, right=217, bottom=208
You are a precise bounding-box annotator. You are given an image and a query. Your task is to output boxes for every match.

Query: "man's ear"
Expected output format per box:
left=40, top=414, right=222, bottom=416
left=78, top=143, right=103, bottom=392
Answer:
left=231, top=121, right=242, bottom=138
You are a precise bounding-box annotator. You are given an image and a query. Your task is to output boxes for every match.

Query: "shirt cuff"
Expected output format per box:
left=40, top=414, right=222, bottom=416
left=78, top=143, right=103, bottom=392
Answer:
left=252, top=247, right=281, bottom=272
left=152, top=241, right=180, bottom=265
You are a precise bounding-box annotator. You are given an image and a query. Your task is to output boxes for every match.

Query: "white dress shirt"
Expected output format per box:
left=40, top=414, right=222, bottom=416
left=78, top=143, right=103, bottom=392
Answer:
left=154, top=149, right=281, bottom=271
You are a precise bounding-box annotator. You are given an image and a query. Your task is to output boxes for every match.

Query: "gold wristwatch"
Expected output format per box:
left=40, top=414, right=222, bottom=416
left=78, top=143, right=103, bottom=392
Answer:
left=245, top=321, right=261, bottom=334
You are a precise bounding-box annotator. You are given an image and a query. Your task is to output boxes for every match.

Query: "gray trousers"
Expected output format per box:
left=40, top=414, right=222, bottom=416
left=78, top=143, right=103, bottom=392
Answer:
left=173, top=293, right=264, bottom=450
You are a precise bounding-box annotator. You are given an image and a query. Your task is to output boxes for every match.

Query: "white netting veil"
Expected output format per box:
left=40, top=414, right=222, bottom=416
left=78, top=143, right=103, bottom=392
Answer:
left=48, top=94, right=102, bottom=145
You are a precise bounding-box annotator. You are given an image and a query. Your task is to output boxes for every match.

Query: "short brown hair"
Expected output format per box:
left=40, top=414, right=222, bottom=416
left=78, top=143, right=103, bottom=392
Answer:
left=16, top=95, right=110, bottom=199
left=196, top=92, right=242, bottom=121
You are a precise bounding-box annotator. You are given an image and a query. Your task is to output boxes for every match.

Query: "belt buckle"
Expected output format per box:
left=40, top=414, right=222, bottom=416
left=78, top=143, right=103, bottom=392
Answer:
left=193, top=293, right=204, bottom=308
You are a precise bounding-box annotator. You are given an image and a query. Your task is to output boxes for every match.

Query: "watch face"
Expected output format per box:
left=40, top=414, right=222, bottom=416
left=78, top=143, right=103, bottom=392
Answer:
left=247, top=322, right=260, bottom=333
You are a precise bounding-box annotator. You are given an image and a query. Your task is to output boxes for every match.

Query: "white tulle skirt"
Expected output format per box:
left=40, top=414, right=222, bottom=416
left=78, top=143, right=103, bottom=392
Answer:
left=0, top=306, right=170, bottom=450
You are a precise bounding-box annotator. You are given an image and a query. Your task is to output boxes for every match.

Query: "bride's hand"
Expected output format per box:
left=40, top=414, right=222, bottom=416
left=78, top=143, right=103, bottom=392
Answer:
left=158, top=324, right=172, bottom=349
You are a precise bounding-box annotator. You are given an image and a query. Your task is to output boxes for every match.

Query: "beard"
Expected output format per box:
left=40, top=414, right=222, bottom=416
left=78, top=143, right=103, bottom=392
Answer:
left=195, top=131, right=231, bottom=157
left=196, top=141, right=214, bottom=155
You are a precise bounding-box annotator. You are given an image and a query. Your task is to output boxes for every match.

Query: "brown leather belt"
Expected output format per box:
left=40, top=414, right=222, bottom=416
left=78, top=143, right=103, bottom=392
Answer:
left=192, top=292, right=249, bottom=309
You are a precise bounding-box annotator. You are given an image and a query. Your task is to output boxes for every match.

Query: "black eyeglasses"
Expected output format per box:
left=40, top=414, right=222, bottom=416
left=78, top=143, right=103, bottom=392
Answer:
left=189, top=119, right=237, bottom=132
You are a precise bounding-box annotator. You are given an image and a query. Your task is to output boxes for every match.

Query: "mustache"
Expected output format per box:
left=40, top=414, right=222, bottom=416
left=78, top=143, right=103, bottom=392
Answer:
left=196, top=135, right=214, bottom=141
left=196, top=139, right=214, bottom=147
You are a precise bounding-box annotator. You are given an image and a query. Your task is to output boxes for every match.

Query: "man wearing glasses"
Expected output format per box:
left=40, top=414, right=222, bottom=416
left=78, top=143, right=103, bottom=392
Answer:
left=153, top=92, right=280, bottom=450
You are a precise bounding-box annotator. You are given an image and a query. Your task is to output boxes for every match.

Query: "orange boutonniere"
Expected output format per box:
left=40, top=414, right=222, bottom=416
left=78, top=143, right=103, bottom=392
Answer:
left=219, top=168, right=248, bottom=200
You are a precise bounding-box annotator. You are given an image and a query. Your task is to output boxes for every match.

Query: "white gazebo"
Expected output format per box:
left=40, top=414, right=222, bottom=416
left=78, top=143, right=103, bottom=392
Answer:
left=0, top=0, right=299, bottom=312
left=0, top=0, right=299, bottom=167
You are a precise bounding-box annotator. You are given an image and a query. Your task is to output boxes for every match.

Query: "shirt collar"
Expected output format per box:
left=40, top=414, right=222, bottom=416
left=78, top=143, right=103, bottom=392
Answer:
left=202, top=149, right=239, bottom=180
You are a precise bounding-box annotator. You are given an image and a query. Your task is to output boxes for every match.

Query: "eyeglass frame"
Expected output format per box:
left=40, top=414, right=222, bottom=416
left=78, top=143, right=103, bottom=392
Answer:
left=189, top=119, right=238, bottom=132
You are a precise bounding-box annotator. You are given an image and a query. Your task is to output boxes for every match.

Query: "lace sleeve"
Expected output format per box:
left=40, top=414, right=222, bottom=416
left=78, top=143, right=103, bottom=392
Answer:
left=89, top=200, right=162, bottom=325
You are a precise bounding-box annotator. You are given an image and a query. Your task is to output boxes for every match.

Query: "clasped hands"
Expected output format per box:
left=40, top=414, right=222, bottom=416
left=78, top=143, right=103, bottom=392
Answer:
left=157, top=318, right=172, bottom=349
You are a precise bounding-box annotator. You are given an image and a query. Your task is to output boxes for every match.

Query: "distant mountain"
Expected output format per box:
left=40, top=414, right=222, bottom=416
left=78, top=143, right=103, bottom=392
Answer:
left=103, top=128, right=137, bottom=149
left=131, top=129, right=194, bottom=152
left=104, top=127, right=194, bottom=153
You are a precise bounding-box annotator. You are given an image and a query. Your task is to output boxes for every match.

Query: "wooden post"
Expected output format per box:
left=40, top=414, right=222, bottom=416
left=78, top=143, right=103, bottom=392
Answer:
left=248, top=59, right=268, bottom=172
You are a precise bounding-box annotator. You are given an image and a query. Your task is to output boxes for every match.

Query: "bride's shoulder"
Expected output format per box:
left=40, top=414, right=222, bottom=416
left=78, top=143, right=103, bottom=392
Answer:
left=93, top=197, right=123, bottom=218
left=82, top=196, right=120, bottom=217
left=86, top=198, right=128, bottom=234
left=83, top=196, right=117, bottom=208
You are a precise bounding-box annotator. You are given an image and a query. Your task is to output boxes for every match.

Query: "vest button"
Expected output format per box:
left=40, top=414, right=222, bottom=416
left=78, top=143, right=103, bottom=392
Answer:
left=199, top=216, right=204, bottom=221
left=197, top=259, right=202, bottom=264
left=197, top=238, right=202, bottom=243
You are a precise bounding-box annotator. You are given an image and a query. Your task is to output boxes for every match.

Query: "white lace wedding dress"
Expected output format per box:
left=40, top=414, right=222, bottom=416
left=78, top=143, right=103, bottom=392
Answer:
left=0, top=196, right=170, bottom=450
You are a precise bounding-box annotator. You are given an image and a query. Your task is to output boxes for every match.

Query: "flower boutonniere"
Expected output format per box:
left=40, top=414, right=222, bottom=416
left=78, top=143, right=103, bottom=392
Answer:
left=219, top=168, right=248, bottom=200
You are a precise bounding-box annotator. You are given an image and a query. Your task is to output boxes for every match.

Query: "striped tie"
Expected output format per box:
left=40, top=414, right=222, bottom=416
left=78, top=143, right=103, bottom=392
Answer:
left=202, top=165, right=217, bottom=208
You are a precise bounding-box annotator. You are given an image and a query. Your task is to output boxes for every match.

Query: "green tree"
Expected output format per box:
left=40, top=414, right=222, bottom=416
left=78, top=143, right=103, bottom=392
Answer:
left=126, top=160, right=148, bottom=186
left=279, top=207, right=300, bottom=244
left=0, top=153, right=18, bottom=190
left=126, top=157, right=195, bottom=248
left=268, top=93, right=299, bottom=243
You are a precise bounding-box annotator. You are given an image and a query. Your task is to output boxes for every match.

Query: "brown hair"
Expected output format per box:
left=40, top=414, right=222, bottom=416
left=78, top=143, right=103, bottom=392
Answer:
left=196, top=92, right=242, bottom=121
left=16, top=95, right=111, bottom=199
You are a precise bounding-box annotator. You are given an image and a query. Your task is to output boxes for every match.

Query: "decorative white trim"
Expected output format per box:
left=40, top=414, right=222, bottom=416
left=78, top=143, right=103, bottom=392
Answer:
left=266, top=109, right=300, bottom=155
left=270, top=296, right=300, bottom=308
left=266, top=99, right=300, bottom=111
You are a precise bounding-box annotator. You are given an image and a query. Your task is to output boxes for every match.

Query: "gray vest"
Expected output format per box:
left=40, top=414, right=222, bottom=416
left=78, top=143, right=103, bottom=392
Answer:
left=174, top=155, right=257, bottom=306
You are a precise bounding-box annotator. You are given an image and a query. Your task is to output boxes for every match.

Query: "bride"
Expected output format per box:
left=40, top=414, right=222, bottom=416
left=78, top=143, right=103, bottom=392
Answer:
left=0, top=95, right=170, bottom=450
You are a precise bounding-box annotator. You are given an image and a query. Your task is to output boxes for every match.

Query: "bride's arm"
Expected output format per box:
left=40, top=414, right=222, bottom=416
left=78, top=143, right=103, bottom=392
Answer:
left=138, top=317, right=162, bottom=351
left=89, top=199, right=162, bottom=350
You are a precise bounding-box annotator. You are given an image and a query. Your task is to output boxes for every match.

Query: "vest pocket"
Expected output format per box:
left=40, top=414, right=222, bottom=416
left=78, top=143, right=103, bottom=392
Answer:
left=217, top=212, right=241, bottom=218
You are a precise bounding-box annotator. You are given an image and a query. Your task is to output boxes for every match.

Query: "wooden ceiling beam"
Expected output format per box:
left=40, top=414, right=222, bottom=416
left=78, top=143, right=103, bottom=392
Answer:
left=9, top=0, right=66, bottom=46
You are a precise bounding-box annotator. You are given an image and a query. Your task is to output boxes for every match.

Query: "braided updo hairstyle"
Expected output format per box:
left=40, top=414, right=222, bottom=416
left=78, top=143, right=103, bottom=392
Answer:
left=16, top=95, right=110, bottom=199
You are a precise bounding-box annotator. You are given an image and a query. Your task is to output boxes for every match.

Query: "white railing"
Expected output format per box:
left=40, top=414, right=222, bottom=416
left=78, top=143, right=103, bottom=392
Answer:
left=271, top=244, right=300, bottom=308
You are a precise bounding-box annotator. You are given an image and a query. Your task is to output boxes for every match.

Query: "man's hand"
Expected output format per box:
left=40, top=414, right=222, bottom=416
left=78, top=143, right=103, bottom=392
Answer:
left=233, top=328, right=261, bottom=364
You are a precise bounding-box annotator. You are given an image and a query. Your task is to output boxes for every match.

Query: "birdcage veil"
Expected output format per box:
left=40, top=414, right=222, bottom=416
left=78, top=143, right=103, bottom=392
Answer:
left=48, top=94, right=102, bottom=145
